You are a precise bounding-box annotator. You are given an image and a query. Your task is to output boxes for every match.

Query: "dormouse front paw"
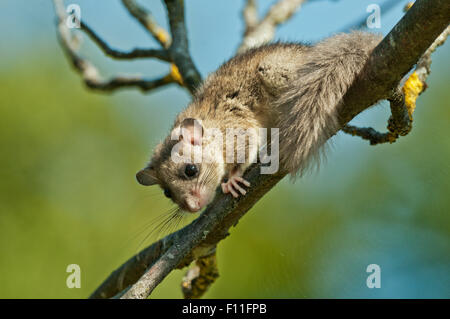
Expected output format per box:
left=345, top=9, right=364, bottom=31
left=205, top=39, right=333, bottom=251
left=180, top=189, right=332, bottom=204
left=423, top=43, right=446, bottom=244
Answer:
left=221, top=175, right=251, bottom=198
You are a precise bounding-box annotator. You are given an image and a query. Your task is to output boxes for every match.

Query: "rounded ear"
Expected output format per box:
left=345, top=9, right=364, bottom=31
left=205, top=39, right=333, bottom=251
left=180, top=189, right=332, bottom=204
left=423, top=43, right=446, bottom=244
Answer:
left=177, top=118, right=204, bottom=146
left=136, top=167, right=158, bottom=186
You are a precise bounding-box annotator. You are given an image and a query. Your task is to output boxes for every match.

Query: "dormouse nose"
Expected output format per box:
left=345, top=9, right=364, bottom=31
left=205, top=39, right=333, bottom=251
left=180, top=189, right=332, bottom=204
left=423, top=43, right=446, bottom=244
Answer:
left=185, top=197, right=201, bottom=213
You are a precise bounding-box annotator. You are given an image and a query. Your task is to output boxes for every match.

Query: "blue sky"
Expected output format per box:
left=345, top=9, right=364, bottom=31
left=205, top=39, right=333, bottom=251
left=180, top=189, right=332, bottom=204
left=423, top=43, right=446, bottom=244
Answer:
left=1, top=0, right=412, bottom=76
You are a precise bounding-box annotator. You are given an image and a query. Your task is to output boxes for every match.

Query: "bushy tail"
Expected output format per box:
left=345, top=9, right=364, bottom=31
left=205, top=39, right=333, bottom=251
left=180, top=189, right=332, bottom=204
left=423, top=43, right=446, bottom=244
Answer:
left=276, top=31, right=382, bottom=177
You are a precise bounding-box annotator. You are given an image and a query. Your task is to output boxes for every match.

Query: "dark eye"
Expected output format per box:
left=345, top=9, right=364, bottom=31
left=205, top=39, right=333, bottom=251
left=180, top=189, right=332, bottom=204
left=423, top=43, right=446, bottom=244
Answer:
left=184, top=164, right=198, bottom=178
left=163, top=188, right=171, bottom=198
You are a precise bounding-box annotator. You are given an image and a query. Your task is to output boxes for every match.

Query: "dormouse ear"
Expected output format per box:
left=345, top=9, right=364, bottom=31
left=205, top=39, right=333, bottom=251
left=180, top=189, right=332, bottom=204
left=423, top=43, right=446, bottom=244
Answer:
left=136, top=166, right=158, bottom=186
left=174, top=118, right=203, bottom=146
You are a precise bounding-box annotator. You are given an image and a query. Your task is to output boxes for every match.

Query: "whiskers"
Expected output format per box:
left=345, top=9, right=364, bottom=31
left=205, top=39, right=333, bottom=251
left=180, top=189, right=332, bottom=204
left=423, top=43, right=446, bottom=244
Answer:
left=130, top=164, right=219, bottom=254
left=195, top=163, right=219, bottom=192
left=132, top=206, right=185, bottom=253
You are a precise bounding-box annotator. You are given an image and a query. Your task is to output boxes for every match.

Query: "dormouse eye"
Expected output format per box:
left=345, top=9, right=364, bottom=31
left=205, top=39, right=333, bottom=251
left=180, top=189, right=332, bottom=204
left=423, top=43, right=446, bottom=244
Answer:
left=184, top=164, right=198, bottom=178
left=163, top=188, right=171, bottom=198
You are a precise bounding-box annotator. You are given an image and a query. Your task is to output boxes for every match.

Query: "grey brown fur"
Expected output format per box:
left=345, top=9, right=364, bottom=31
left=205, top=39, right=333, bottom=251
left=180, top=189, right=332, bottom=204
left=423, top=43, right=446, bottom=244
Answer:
left=137, top=31, right=382, bottom=211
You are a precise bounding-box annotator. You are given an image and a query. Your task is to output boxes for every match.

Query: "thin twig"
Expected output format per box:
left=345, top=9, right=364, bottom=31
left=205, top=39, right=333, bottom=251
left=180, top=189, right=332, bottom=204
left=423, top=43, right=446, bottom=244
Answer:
left=52, top=0, right=179, bottom=93
left=181, top=252, right=219, bottom=299
left=414, top=25, right=449, bottom=91
left=121, top=0, right=172, bottom=48
left=342, top=125, right=395, bottom=145
left=238, top=0, right=307, bottom=53
left=243, top=0, right=259, bottom=35
left=80, top=20, right=170, bottom=61
left=341, top=90, right=410, bottom=145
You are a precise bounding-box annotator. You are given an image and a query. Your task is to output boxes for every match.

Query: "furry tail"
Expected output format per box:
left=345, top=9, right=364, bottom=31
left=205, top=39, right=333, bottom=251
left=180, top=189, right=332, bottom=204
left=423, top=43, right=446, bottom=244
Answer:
left=276, top=31, right=382, bottom=177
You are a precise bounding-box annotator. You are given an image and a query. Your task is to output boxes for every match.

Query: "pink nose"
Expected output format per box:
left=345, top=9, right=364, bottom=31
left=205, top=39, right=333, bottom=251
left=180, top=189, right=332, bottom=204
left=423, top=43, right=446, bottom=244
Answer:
left=185, top=190, right=202, bottom=212
left=185, top=200, right=201, bottom=212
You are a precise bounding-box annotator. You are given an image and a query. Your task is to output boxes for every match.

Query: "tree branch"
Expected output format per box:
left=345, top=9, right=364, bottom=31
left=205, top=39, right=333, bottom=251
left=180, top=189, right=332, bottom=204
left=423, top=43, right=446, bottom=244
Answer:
left=181, top=252, right=219, bottom=299
left=411, top=25, right=449, bottom=103
left=238, top=0, right=307, bottom=53
left=338, top=0, right=449, bottom=126
left=243, top=0, right=259, bottom=35
left=342, top=124, right=396, bottom=145
left=342, top=3, right=449, bottom=145
left=163, top=0, right=202, bottom=94
left=121, top=0, right=172, bottom=48
left=118, top=165, right=285, bottom=299
left=79, top=20, right=170, bottom=62
left=53, top=0, right=180, bottom=93
left=53, top=0, right=201, bottom=94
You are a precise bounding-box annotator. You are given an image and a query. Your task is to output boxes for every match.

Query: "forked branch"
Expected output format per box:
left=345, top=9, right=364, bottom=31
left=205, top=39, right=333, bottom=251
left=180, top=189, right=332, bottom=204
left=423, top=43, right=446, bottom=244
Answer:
left=342, top=9, right=450, bottom=145
left=53, top=0, right=200, bottom=94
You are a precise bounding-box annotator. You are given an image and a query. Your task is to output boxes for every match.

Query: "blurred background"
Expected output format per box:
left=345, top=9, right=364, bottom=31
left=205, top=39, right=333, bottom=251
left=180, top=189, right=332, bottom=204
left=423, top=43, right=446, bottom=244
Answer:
left=0, top=0, right=448, bottom=298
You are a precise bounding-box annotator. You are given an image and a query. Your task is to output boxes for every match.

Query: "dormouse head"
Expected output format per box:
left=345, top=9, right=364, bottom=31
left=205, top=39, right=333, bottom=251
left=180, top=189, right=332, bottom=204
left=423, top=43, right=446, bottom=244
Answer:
left=136, top=118, right=224, bottom=213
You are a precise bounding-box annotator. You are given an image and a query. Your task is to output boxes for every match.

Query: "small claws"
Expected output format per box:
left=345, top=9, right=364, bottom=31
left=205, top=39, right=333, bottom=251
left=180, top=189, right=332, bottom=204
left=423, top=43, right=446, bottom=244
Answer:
left=221, top=183, right=228, bottom=194
left=234, top=176, right=250, bottom=187
left=231, top=179, right=246, bottom=195
left=221, top=175, right=250, bottom=198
